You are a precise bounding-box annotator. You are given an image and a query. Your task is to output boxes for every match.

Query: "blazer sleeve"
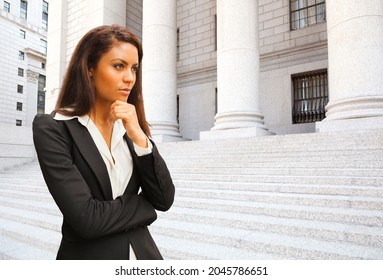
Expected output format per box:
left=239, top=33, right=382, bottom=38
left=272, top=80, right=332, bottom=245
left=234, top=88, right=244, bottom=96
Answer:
left=132, top=139, right=175, bottom=211
left=33, top=114, right=157, bottom=240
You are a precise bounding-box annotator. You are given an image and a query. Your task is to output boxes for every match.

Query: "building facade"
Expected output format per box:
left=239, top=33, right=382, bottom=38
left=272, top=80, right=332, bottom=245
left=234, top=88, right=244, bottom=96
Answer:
left=0, top=0, right=48, bottom=127
left=45, top=0, right=383, bottom=141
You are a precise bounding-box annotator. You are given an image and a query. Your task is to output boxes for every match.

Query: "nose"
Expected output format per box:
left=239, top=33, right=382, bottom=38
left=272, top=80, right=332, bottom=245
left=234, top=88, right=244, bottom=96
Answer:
left=123, top=68, right=135, bottom=83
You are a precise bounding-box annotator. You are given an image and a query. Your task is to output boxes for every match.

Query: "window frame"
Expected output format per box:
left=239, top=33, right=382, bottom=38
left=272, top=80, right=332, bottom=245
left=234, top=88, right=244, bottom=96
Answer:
left=16, top=102, right=23, bottom=111
left=290, top=0, right=326, bottom=30
left=4, top=1, right=10, bottom=12
left=20, top=0, right=27, bottom=20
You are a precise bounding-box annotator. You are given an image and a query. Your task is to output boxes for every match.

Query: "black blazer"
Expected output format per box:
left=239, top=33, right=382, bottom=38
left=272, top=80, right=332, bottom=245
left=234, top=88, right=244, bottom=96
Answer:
left=32, top=114, right=175, bottom=260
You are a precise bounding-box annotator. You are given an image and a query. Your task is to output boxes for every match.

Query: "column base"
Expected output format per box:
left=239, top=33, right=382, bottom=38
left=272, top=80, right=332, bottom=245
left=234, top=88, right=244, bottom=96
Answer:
left=316, top=116, right=383, bottom=133
left=325, top=96, right=383, bottom=120
left=211, top=111, right=268, bottom=131
left=200, top=126, right=274, bottom=140
left=149, top=121, right=185, bottom=142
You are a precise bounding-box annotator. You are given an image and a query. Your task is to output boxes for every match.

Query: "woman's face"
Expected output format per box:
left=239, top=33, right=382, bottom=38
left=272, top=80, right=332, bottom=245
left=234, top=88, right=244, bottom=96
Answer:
left=91, top=42, right=139, bottom=104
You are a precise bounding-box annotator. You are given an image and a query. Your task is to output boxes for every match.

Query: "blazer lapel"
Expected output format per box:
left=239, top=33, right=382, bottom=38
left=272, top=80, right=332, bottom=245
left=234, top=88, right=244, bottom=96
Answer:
left=64, top=119, right=113, bottom=200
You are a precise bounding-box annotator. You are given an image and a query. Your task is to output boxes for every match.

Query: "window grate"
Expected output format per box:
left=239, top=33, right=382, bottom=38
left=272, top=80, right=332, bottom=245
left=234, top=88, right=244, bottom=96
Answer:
left=292, top=70, right=328, bottom=124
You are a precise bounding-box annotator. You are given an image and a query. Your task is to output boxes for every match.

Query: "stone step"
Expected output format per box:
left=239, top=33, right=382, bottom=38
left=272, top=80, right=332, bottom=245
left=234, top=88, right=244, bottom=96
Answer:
left=0, top=235, right=55, bottom=260
left=175, top=187, right=383, bottom=211
left=167, top=160, right=383, bottom=169
left=174, top=180, right=383, bottom=197
left=169, top=167, right=383, bottom=177
left=162, top=150, right=383, bottom=161
left=0, top=218, right=61, bottom=255
left=151, top=217, right=383, bottom=260
left=172, top=196, right=383, bottom=227
left=171, top=173, right=383, bottom=186
left=0, top=205, right=61, bottom=232
left=0, top=189, right=53, bottom=202
left=152, top=233, right=286, bottom=260
left=157, top=132, right=383, bottom=154
left=157, top=206, right=383, bottom=248
left=0, top=196, right=61, bottom=216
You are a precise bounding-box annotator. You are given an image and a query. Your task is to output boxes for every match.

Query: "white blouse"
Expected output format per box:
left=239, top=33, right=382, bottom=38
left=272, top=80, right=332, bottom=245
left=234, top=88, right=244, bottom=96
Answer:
left=54, top=113, right=152, bottom=259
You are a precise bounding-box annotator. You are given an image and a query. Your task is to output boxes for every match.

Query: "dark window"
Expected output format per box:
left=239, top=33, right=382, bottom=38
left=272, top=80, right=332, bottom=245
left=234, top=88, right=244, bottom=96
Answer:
left=177, top=28, right=180, bottom=61
left=19, top=51, right=24, bottom=60
left=37, top=75, right=46, bottom=114
left=18, top=68, right=24, bottom=77
left=40, top=39, right=47, bottom=54
left=176, top=95, right=179, bottom=124
left=292, top=69, right=328, bottom=124
left=41, top=62, right=45, bottom=69
left=214, top=14, right=217, bottom=51
left=17, top=84, right=23, bottom=93
left=16, top=102, right=23, bottom=111
left=20, top=0, right=27, bottom=20
left=4, top=1, right=10, bottom=12
left=20, top=29, right=26, bottom=39
left=215, top=87, right=218, bottom=114
left=290, top=0, right=326, bottom=30
left=42, top=1, right=48, bottom=30
left=16, top=119, right=22, bottom=126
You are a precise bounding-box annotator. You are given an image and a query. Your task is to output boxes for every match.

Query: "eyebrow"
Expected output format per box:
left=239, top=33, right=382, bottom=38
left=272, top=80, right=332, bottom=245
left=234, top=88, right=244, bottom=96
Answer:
left=111, top=58, right=139, bottom=66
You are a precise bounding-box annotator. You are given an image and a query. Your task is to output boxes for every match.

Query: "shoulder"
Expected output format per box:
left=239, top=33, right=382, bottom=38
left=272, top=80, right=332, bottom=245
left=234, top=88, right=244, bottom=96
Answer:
left=33, top=114, right=72, bottom=147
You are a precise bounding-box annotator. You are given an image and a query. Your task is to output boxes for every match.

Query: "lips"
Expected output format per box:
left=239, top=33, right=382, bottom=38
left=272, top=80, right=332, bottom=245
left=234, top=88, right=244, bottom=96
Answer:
left=118, top=88, right=131, bottom=95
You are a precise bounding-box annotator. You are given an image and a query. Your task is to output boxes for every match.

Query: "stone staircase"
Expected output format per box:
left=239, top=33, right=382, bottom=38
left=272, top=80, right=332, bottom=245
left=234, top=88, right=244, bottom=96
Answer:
left=0, top=129, right=383, bottom=259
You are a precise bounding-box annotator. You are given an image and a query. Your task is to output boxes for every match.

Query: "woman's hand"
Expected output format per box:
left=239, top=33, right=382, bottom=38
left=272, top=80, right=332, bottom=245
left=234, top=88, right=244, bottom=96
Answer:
left=109, top=100, right=148, bottom=148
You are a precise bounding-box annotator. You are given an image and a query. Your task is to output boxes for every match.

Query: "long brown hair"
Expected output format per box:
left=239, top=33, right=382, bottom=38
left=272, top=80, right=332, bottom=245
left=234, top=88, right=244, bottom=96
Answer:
left=55, top=24, right=150, bottom=136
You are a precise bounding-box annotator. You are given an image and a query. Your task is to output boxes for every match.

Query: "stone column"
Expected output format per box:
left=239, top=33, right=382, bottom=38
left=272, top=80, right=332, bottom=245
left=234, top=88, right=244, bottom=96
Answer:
left=142, top=0, right=182, bottom=142
left=45, top=0, right=67, bottom=114
left=201, top=0, right=270, bottom=140
left=317, top=0, right=383, bottom=132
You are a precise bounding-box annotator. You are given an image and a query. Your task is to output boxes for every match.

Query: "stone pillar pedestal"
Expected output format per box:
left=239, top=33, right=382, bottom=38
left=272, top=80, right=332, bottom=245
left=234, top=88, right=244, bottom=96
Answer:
left=142, top=0, right=183, bottom=142
left=200, top=0, right=271, bottom=140
left=317, top=0, right=383, bottom=132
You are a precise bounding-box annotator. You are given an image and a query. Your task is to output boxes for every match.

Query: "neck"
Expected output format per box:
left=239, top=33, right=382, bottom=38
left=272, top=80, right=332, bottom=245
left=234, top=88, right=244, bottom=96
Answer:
left=89, top=100, right=112, bottom=127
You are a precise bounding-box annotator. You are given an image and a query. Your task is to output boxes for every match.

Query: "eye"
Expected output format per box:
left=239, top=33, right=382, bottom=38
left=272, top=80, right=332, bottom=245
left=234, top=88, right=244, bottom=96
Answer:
left=113, top=63, right=124, bottom=70
left=132, top=66, right=139, bottom=73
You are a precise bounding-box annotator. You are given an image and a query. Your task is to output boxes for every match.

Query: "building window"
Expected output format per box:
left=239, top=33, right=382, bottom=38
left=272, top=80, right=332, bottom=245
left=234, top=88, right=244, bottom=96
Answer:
left=41, top=62, right=45, bottom=69
left=19, top=51, right=24, bottom=60
left=215, top=87, right=218, bottom=114
left=20, top=29, right=26, bottom=39
left=16, top=119, right=22, bottom=126
left=20, top=0, right=27, bottom=20
left=40, top=39, right=47, bottom=54
left=292, top=69, right=328, bottom=124
left=176, top=28, right=180, bottom=61
left=17, top=84, right=23, bottom=93
left=37, top=75, right=46, bottom=114
left=214, top=14, right=217, bottom=51
left=4, top=1, right=10, bottom=12
left=42, top=1, right=48, bottom=30
left=16, top=102, right=23, bottom=111
left=18, top=68, right=24, bottom=77
left=290, top=0, right=326, bottom=30
left=176, top=95, right=179, bottom=124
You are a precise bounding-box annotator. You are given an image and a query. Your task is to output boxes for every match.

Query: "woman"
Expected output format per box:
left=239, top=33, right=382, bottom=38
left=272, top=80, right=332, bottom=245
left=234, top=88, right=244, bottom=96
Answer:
left=33, top=25, right=175, bottom=260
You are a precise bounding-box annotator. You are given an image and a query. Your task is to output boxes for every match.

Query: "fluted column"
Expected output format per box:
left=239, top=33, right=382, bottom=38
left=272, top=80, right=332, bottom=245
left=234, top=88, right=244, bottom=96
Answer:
left=142, top=0, right=182, bottom=142
left=317, top=0, right=383, bottom=131
left=201, top=0, right=270, bottom=139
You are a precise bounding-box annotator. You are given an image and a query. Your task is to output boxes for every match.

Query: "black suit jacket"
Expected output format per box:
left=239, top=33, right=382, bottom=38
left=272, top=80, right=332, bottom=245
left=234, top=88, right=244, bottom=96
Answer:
left=32, top=114, right=175, bottom=260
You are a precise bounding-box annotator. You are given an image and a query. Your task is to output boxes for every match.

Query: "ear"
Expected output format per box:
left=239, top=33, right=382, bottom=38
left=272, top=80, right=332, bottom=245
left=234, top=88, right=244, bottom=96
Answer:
left=89, top=69, right=93, bottom=77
